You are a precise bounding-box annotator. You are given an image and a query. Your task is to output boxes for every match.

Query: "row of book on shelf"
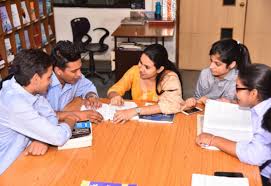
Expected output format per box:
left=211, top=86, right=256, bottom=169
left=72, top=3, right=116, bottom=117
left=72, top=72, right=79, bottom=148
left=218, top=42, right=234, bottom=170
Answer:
left=1, top=22, right=53, bottom=68
left=0, top=0, right=52, bottom=33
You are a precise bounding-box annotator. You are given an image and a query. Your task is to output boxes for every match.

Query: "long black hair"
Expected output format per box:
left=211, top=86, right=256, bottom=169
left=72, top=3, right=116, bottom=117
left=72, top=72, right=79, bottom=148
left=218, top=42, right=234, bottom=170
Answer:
left=238, top=63, right=271, bottom=133
left=143, top=44, right=181, bottom=95
left=209, top=39, right=251, bottom=72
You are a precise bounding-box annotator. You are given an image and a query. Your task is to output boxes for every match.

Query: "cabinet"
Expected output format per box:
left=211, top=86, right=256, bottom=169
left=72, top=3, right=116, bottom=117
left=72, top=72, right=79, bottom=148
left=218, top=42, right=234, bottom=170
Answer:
left=0, top=0, right=56, bottom=78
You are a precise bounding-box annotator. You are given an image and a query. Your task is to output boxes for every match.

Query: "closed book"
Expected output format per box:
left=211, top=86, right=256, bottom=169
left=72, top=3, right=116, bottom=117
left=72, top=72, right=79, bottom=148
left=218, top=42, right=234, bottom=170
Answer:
left=24, top=30, right=31, bottom=49
left=4, top=38, right=14, bottom=63
left=21, top=1, right=31, bottom=24
left=38, top=0, right=44, bottom=17
left=46, top=0, right=51, bottom=14
left=11, top=4, right=21, bottom=28
left=40, top=23, right=47, bottom=45
left=0, top=6, right=12, bottom=32
left=30, top=1, right=36, bottom=21
left=33, top=25, right=41, bottom=48
left=139, top=113, right=174, bottom=123
left=81, top=181, right=137, bottom=186
left=58, top=121, right=92, bottom=150
left=48, top=25, right=53, bottom=38
left=15, top=33, right=22, bottom=52
left=0, top=56, right=5, bottom=69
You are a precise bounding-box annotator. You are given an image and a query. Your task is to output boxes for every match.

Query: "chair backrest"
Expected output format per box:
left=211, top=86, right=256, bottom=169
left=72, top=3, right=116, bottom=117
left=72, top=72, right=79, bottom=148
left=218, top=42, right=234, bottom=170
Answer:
left=70, top=17, right=92, bottom=44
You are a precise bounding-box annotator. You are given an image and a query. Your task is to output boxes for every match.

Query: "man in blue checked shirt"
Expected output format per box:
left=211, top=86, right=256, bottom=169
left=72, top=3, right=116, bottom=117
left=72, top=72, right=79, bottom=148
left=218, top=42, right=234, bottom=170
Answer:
left=46, top=40, right=103, bottom=124
left=0, top=49, right=79, bottom=175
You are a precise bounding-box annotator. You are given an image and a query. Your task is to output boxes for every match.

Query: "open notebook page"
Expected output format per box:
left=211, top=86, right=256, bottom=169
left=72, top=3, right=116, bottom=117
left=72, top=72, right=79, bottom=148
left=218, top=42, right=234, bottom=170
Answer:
left=81, top=101, right=139, bottom=121
left=191, top=174, right=249, bottom=186
left=204, top=100, right=252, bottom=131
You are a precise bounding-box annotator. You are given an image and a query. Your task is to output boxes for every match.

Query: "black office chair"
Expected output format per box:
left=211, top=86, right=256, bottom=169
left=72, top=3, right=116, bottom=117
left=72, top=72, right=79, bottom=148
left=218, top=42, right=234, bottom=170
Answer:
left=71, top=17, right=110, bottom=83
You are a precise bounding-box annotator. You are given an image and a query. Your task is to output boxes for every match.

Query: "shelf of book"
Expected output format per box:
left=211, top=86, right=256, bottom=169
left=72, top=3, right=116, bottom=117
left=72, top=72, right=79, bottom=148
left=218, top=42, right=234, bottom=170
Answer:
left=0, top=0, right=55, bottom=78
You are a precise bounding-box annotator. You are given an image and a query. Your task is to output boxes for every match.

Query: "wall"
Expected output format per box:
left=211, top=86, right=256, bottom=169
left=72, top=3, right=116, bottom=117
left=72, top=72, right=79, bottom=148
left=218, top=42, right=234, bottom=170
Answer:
left=244, top=0, right=271, bottom=66
left=53, top=0, right=176, bottom=62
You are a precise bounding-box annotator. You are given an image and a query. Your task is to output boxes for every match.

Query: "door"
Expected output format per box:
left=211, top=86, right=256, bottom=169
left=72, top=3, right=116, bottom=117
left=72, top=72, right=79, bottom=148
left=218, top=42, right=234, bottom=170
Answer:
left=178, top=0, right=247, bottom=70
left=244, top=0, right=271, bottom=66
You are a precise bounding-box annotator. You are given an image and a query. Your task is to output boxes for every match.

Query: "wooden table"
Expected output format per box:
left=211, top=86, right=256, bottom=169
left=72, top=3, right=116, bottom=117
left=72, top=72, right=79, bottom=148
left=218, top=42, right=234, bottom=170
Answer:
left=0, top=98, right=262, bottom=186
left=112, top=23, right=175, bottom=49
left=112, top=23, right=175, bottom=81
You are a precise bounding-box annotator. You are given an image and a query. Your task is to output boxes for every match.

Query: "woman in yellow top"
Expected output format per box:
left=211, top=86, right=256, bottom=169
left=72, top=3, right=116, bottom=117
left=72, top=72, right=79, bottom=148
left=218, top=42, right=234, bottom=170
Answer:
left=107, top=44, right=185, bottom=123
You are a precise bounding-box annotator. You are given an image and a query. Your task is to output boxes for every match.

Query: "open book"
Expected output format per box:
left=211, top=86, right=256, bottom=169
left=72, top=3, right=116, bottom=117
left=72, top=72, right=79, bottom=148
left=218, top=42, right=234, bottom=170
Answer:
left=58, top=121, right=92, bottom=150
left=197, top=100, right=253, bottom=150
left=81, top=101, right=138, bottom=121
left=191, top=174, right=249, bottom=186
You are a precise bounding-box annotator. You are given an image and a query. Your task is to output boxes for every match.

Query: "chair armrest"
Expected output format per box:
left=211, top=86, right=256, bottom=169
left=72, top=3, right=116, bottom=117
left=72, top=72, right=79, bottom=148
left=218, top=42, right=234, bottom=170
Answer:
left=93, top=27, right=110, bottom=44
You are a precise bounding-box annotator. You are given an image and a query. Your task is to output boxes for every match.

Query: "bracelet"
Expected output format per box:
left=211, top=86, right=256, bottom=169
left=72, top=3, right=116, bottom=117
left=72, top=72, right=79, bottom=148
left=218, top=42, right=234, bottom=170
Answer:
left=208, top=135, right=216, bottom=146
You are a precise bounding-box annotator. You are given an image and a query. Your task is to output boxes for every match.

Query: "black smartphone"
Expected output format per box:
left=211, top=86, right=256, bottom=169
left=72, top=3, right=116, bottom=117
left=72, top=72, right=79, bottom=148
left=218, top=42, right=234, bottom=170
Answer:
left=181, top=107, right=202, bottom=115
left=214, top=171, right=244, bottom=178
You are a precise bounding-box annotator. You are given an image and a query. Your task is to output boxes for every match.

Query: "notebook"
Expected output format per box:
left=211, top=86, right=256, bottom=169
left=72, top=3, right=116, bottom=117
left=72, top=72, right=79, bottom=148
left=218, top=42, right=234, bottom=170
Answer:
left=81, top=101, right=138, bottom=121
left=197, top=100, right=253, bottom=150
left=191, top=174, right=249, bottom=186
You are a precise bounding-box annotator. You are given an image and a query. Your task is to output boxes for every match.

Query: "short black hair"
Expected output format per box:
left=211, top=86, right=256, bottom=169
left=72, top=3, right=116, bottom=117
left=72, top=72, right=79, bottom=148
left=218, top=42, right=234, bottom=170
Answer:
left=51, top=40, right=81, bottom=70
left=13, top=49, right=53, bottom=86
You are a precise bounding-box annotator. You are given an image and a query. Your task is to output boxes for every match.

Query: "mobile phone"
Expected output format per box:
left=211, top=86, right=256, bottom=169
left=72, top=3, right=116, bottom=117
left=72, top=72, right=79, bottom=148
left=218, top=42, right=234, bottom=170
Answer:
left=181, top=107, right=202, bottom=115
left=214, top=171, right=244, bottom=178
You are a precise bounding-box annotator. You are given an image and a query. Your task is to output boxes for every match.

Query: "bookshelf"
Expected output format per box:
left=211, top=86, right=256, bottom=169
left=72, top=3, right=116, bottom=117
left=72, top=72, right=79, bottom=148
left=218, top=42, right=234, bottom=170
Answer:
left=0, top=0, right=56, bottom=78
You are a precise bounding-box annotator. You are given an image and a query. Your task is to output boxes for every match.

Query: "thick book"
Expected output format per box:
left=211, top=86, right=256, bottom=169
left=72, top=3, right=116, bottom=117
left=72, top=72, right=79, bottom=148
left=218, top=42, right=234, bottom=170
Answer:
left=58, top=121, right=92, bottom=150
left=139, top=113, right=174, bottom=123
left=21, top=1, right=31, bottom=24
left=11, top=4, right=21, bottom=28
left=24, top=30, right=31, bottom=49
left=15, top=33, right=22, bottom=52
left=0, top=6, right=12, bottom=32
left=192, top=174, right=249, bottom=186
left=4, top=38, right=14, bottom=63
left=197, top=100, right=253, bottom=150
left=81, top=180, right=137, bottom=186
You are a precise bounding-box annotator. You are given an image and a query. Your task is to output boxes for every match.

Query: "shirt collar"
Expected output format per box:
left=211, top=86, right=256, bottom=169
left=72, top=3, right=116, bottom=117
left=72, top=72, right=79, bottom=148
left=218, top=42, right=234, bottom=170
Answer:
left=251, top=98, right=271, bottom=117
left=9, top=77, right=39, bottom=105
left=51, top=72, right=62, bottom=87
left=224, top=68, right=238, bottom=81
left=50, top=72, right=73, bottom=90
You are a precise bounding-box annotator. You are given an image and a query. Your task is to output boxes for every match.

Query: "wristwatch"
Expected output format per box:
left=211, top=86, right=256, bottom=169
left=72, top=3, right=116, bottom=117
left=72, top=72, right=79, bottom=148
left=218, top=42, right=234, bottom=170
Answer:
left=135, top=107, right=141, bottom=115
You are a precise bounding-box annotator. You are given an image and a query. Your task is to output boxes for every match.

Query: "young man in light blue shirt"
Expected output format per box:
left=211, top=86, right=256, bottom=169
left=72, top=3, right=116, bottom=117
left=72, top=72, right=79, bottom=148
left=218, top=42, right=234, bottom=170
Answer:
left=46, top=40, right=103, bottom=123
left=0, top=49, right=79, bottom=175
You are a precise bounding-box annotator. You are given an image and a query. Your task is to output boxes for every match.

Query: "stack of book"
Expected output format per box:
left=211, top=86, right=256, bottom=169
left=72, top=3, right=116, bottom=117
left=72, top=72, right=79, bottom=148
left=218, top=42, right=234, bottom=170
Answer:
left=58, top=120, right=92, bottom=150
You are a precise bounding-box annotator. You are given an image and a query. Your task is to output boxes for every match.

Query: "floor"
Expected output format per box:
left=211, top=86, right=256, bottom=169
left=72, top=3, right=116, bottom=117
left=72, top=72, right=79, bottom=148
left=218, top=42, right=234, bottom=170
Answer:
left=83, top=60, right=200, bottom=100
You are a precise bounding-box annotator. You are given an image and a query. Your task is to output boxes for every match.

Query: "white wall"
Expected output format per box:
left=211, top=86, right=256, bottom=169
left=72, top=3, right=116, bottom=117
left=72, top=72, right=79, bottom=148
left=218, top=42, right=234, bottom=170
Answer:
left=53, top=0, right=176, bottom=62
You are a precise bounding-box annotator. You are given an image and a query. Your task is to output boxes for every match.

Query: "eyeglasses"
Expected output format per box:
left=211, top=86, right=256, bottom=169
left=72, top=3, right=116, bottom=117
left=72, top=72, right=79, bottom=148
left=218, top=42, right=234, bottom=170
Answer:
left=236, top=87, right=250, bottom=91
